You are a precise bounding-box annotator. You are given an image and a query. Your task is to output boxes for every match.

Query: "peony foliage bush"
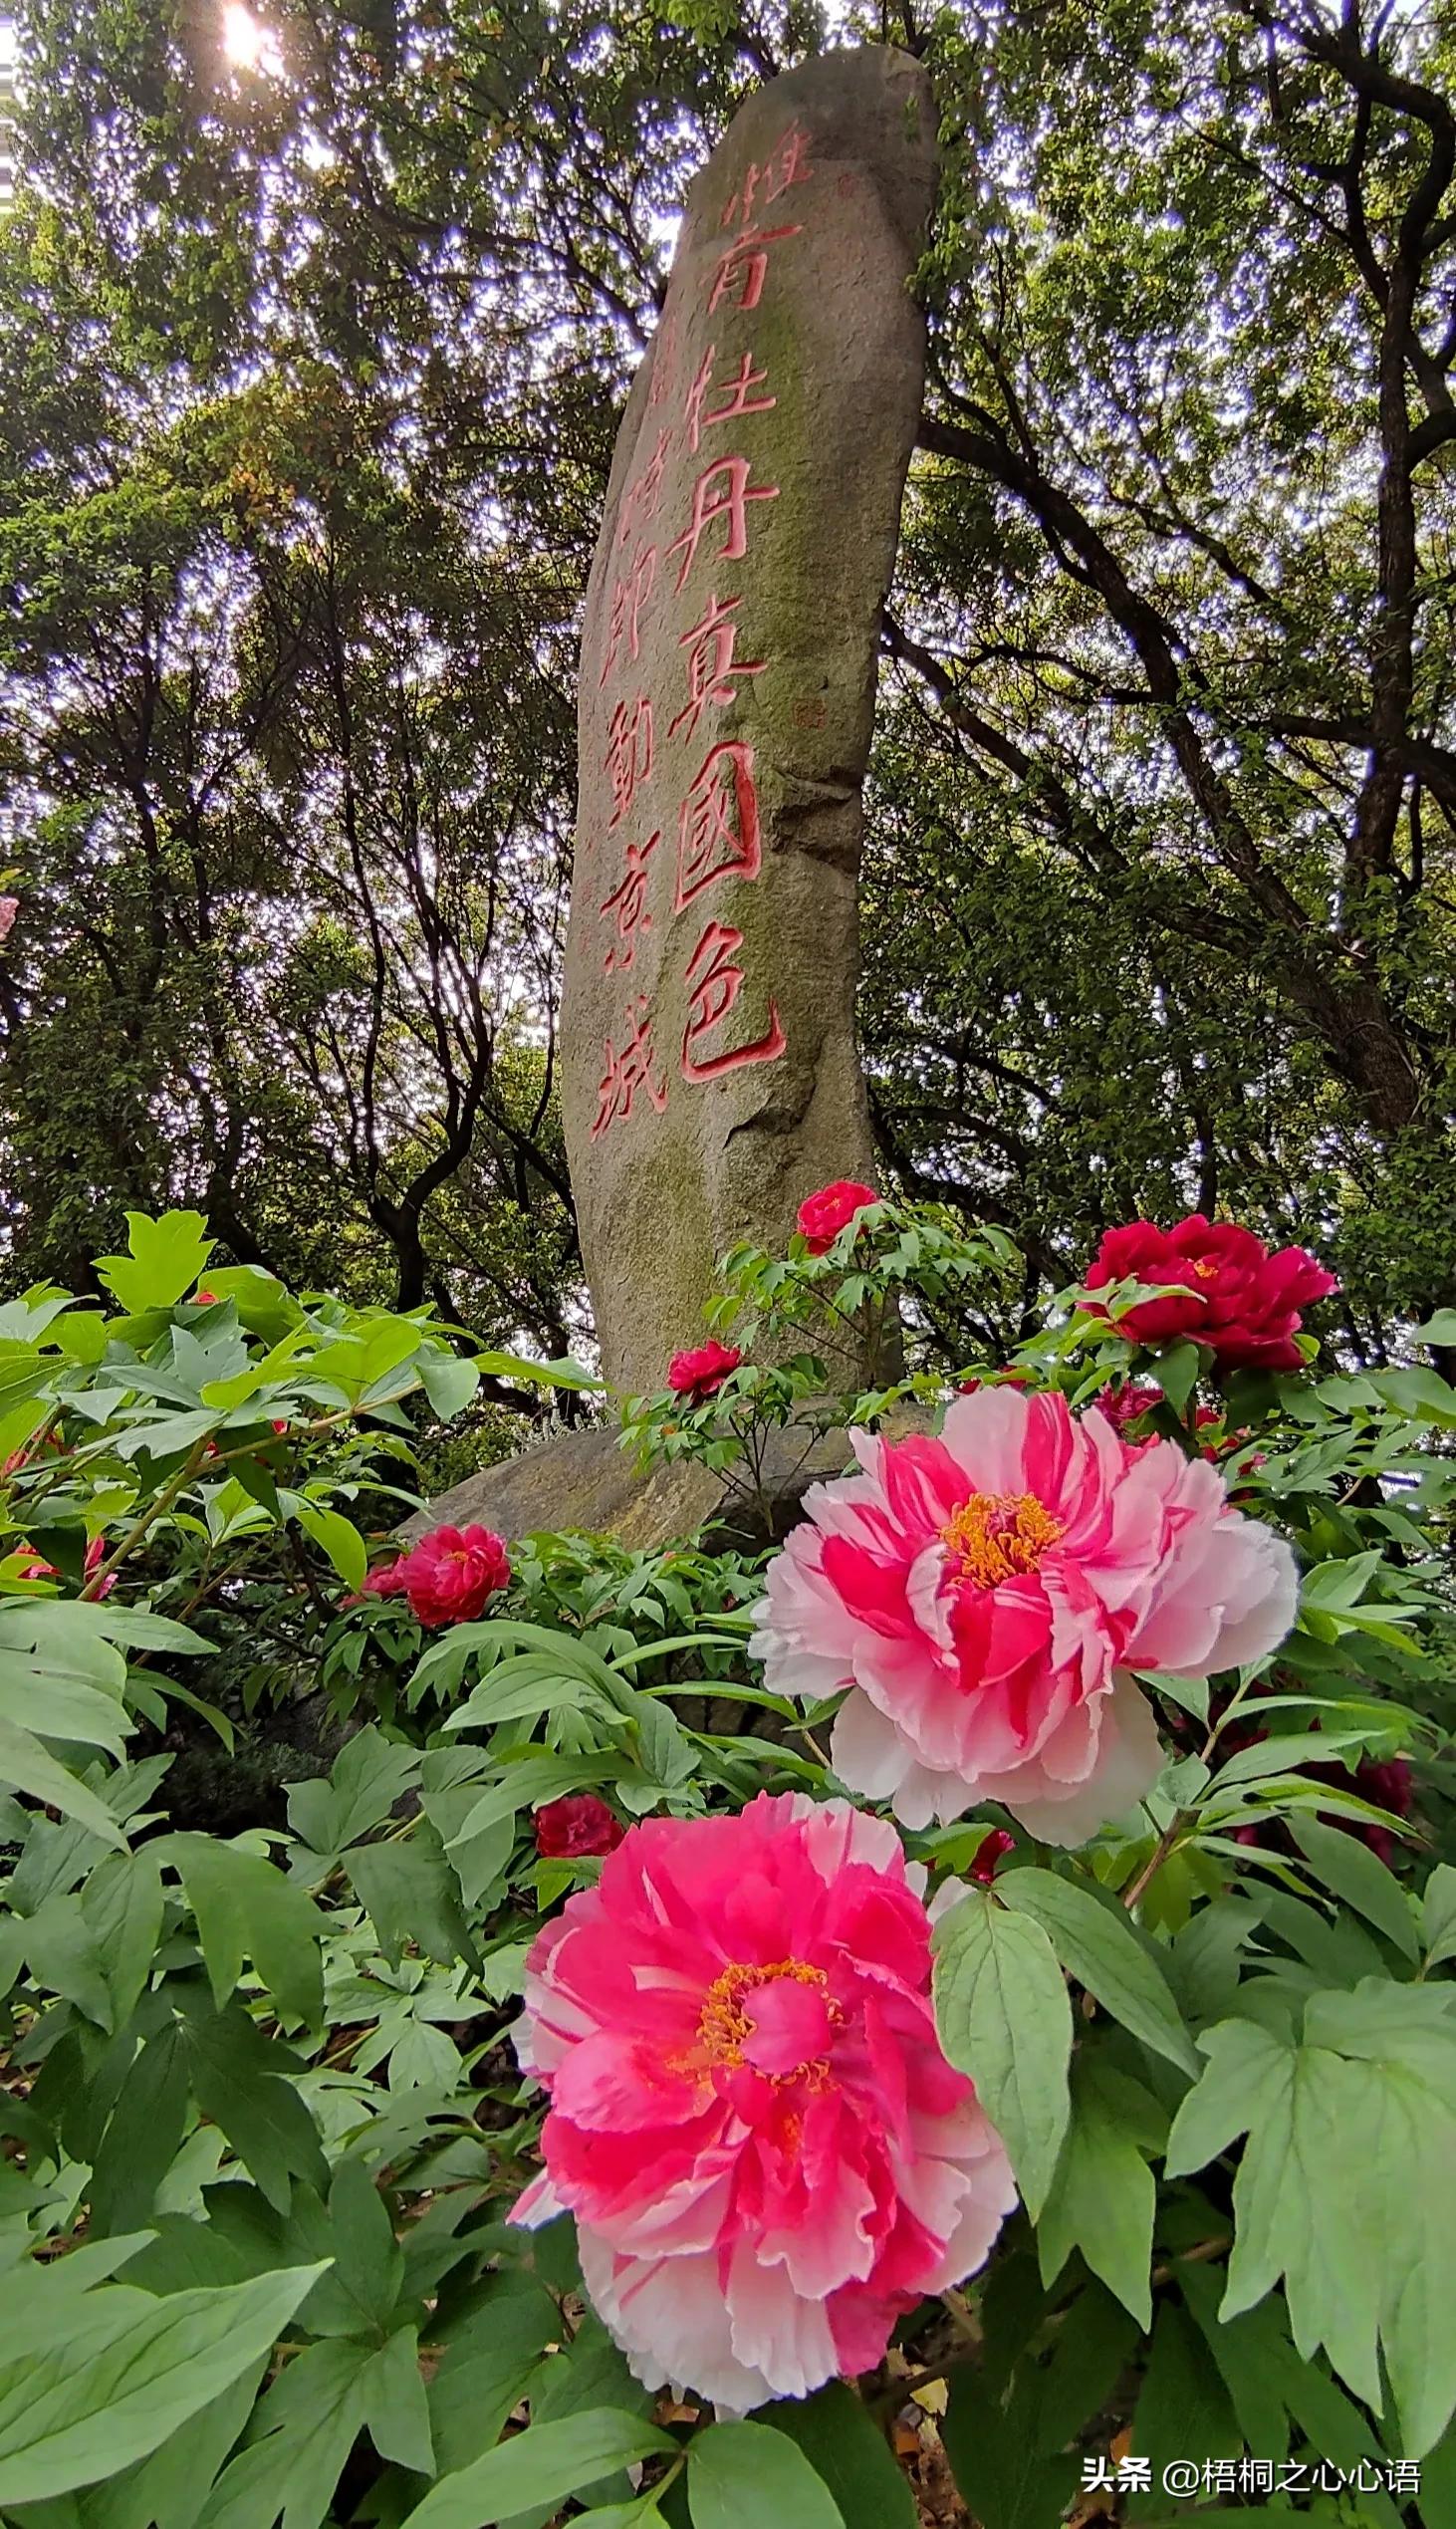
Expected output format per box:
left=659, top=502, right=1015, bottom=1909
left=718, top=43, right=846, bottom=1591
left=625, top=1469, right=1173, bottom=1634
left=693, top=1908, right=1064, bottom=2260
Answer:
left=0, top=1198, right=1453, bottom=2525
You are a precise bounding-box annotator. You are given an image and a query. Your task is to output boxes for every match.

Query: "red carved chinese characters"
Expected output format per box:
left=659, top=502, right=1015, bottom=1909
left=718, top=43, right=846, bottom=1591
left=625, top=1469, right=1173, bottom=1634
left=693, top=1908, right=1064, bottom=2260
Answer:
left=593, top=995, right=669, bottom=1138
left=616, top=427, right=674, bottom=551
left=668, top=594, right=765, bottom=744
left=600, top=832, right=660, bottom=975
left=586, top=118, right=820, bottom=1125
left=605, top=695, right=654, bottom=827
left=675, top=740, right=762, bottom=908
left=681, top=919, right=787, bottom=1081
left=707, top=224, right=804, bottom=316
left=719, top=121, right=815, bottom=229
left=648, top=310, right=679, bottom=409
left=600, top=543, right=657, bottom=688
left=682, top=346, right=776, bottom=454
left=665, top=457, right=779, bottom=592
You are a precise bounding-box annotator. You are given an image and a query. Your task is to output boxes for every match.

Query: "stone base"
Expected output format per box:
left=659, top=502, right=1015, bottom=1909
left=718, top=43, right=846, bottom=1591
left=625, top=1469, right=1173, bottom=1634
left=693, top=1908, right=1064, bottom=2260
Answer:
left=401, top=1410, right=932, bottom=1556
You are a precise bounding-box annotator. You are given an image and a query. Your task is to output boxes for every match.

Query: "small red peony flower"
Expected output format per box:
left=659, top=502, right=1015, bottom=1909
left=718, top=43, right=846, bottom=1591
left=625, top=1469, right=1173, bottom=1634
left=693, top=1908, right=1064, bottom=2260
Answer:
left=968, top=1827, right=1016, bottom=1885
left=397, top=1523, right=511, bottom=1627
left=12, top=1535, right=115, bottom=1601
left=1, top=1431, right=62, bottom=1479
left=360, top=1556, right=411, bottom=1600
left=1094, top=1382, right=1163, bottom=1433
left=510, top=1793, right=1016, bottom=2411
left=195, top=1290, right=218, bottom=1306
left=1084, top=1214, right=1338, bottom=1373
left=666, top=1339, right=742, bottom=1400
left=535, top=1795, right=626, bottom=1859
left=83, top=1537, right=116, bottom=1600
left=797, top=1178, right=879, bottom=1255
left=270, top=1418, right=288, bottom=1436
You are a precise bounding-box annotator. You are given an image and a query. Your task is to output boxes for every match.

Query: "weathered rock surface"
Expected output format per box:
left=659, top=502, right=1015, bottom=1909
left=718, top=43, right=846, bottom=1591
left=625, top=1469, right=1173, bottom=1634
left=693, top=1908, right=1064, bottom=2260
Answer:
left=401, top=1421, right=840, bottom=1555
left=562, top=46, right=938, bottom=1397
left=400, top=1404, right=937, bottom=1557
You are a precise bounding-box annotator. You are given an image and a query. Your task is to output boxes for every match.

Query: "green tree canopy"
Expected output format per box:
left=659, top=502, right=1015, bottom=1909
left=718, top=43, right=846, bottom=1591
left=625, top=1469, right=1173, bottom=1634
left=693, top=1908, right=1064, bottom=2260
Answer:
left=1, top=0, right=1452, bottom=1375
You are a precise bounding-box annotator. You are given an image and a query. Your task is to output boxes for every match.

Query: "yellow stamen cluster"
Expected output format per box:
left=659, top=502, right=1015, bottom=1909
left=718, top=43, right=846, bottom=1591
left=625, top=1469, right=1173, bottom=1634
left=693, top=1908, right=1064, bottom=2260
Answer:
left=941, top=1490, right=1065, bottom=1590
left=695, top=1958, right=841, bottom=2089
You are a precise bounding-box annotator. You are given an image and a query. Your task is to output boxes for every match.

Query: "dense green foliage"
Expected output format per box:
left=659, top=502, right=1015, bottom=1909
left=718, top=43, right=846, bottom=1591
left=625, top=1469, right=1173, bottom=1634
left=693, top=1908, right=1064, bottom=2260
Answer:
left=4, top=2, right=1456, bottom=2517
left=1, top=0, right=1454, bottom=1369
left=0, top=1205, right=1452, bottom=2525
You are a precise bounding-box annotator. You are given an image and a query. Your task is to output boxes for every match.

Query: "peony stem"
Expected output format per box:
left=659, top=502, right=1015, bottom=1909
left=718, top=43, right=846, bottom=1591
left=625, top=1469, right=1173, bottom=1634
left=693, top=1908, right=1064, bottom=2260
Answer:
left=1121, top=1821, right=1185, bottom=1912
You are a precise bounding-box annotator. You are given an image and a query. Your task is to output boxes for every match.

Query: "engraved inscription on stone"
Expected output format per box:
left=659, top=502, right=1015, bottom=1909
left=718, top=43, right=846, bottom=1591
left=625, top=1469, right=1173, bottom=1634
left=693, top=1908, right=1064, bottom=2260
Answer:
left=562, top=47, right=938, bottom=1392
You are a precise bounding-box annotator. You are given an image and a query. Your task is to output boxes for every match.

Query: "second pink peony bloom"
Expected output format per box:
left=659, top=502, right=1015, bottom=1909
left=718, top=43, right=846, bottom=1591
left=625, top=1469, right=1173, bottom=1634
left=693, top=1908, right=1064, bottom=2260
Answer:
left=750, top=1386, right=1299, bottom=1843
left=510, top=1792, right=1015, bottom=2411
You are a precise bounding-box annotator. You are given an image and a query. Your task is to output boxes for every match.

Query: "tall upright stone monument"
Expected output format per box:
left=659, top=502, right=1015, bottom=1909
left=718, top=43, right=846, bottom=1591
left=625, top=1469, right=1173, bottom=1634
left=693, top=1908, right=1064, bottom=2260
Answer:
left=563, top=46, right=938, bottom=1396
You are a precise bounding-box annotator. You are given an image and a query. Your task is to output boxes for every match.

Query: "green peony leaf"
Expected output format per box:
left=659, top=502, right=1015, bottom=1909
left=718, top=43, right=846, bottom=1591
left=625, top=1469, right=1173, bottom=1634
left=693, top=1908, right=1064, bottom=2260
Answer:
left=689, top=2419, right=845, bottom=2529
left=932, top=1889, right=1072, bottom=2217
left=1166, top=1981, right=1456, bottom=2455
left=997, top=1866, right=1199, bottom=2072
left=0, top=2262, right=326, bottom=2504
left=405, top=2408, right=675, bottom=2529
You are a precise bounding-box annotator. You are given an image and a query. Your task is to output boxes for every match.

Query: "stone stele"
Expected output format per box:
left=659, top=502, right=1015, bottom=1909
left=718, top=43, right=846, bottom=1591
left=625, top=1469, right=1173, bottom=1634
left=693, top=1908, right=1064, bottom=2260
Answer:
left=562, top=45, right=938, bottom=1398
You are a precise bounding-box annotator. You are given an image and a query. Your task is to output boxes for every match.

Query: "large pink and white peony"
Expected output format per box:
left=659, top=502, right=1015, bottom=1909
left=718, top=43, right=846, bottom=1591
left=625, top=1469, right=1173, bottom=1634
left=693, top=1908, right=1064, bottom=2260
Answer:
left=509, top=1793, right=1016, bottom=2412
left=750, top=1387, right=1299, bottom=1843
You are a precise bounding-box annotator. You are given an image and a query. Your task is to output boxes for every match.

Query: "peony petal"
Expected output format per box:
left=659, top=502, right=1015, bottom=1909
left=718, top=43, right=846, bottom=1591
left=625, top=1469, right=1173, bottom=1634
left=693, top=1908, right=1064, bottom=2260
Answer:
left=1000, top=1673, right=1163, bottom=1845
left=724, top=2238, right=842, bottom=2404
left=579, top=2231, right=769, bottom=2412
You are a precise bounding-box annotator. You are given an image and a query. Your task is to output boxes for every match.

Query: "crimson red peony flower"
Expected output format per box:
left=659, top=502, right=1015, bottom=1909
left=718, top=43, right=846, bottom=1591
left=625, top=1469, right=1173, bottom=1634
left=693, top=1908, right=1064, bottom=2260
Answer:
left=751, top=1387, right=1298, bottom=1842
left=11, top=1536, right=115, bottom=1601
left=535, top=1794, right=626, bottom=1859
left=1, top=1431, right=62, bottom=1479
left=968, top=1828, right=1016, bottom=1885
left=959, top=1369, right=1034, bottom=1398
left=510, top=1793, right=1016, bottom=2411
left=797, top=1179, right=879, bottom=1256
left=1084, top=1214, right=1338, bottom=1373
left=360, top=1556, right=410, bottom=1600
left=395, top=1523, right=511, bottom=1627
left=667, top=1340, right=742, bottom=1401
left=1093, top=1382, right=1163, bottom=1433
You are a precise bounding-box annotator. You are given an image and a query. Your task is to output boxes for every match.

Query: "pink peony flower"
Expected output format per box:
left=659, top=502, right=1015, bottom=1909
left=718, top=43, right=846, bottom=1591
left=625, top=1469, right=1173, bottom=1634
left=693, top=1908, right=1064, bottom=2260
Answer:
left=1084, top=1215, right=1338, bottom=1373
left=397, top=1522, right=510, bottom=1627
left=0, top=897, right=17, bottom=944
left=510, top=1793, right=1015, bottom=2411
left=750, top=1387, right=1298, bottom=1844
left=797, top=1179, right=879, bottom=1256
left=535, top=1794, right=626, bottom=1859
left=667, top=1340, right=742, bottom=1401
